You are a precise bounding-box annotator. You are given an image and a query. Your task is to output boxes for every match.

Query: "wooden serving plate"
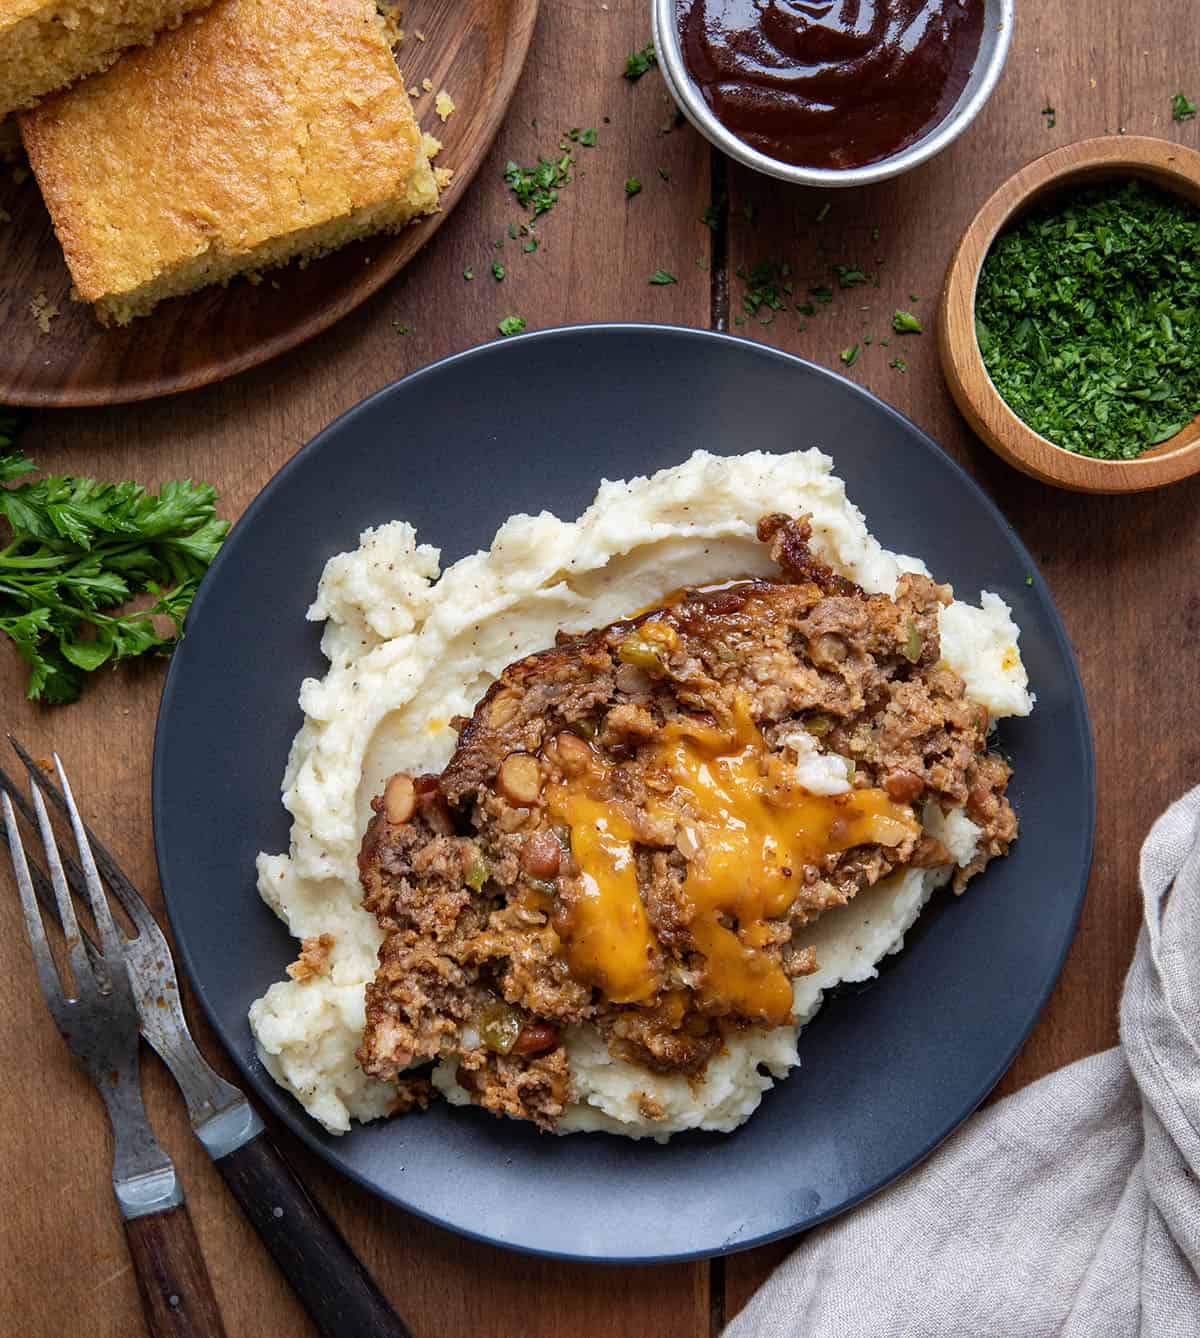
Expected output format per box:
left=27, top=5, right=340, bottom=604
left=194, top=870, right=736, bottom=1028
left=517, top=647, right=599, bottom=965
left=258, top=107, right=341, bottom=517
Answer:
left=0, top=0, right=538, bottom=407
left=939, top=135, right=1200, bottom=493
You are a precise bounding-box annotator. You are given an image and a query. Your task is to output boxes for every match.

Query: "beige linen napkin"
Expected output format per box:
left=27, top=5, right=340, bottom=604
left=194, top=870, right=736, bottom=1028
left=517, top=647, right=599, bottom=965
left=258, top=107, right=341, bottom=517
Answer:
left=726, top=787, right=1200, bottom=1338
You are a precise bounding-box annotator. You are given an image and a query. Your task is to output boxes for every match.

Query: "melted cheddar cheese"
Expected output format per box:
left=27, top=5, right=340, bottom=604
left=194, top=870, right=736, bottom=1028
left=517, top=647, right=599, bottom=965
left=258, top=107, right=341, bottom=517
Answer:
left=546, top=699, right=918, bottom=1023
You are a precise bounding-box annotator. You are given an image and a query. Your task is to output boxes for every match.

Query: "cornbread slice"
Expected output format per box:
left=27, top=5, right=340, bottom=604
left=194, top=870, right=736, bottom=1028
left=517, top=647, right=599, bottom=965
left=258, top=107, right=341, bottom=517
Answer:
left=19, top=0, right=439, bottom=324
left=0, top=0, right=211, bottom=116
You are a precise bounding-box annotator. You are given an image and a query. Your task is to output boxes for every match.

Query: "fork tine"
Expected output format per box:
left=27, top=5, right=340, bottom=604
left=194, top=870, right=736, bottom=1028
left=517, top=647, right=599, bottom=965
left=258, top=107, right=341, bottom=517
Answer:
left=10, top=738, right=154, bottom=938
left=28, top=780, right=94, bottom=994
left=2, top=792, right=66, bottom=1011
left=52, top=753, right=126, bottom=961
left=0, top=753, right=103, bottom=955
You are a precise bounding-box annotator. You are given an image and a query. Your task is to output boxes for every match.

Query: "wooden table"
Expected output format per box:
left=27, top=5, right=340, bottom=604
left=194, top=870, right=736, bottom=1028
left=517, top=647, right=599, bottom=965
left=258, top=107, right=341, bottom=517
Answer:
left=3, top=3, right=1198, bottom=1334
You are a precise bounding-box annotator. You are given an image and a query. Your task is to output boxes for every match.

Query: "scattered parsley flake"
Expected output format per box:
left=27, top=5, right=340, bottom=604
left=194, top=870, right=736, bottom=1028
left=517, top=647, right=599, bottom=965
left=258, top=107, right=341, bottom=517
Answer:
left=892, top=309, right=922, bottom=333
left=815, top=202, right=831, bottom=223
left=889, top=357, right=908, bottom=372
left=463, top=267, right=474, bottom=281
left=624, top=42, right=657, bottom=80
left=504, top=153, right=573, bottom=218
left=840, top=344, right=859, bottom=366
left=625, top=177, right=643, bottom=197
left=658, top=166, right=670, bottom=181
left=391, top=320, right=411, bottom=334
left=1025, top=574, right=1034, bottom=586
left=523, top=238, right=539, bottom=252
left=498, top=315, right=526, bottom=336
left=809, top=285, right=833, bottom=304
left=1041, top=104, right=1057, bottom=129
left=492, top=260, right=506, bottom=281
left=1173, top=92, right=1197, bottom=122
left=507, top=223, right=518, bottom=240
left=650, top=269, right=677, bottom=285
left=834, top=264, right=870, bottom=289
left=701, top=204, right=723, bottom=231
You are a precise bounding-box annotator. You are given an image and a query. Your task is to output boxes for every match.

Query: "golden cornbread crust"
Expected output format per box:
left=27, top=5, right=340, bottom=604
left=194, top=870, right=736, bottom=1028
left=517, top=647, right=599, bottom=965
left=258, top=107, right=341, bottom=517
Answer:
left=0, top=0, right=211, bottom=117
left=20, top=0, right=439, bottom=324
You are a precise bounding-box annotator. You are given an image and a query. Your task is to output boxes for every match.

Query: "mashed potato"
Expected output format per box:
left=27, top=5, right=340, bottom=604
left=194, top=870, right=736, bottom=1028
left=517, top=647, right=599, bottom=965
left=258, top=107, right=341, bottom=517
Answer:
left=250, top=449, right=1032, bottom=1137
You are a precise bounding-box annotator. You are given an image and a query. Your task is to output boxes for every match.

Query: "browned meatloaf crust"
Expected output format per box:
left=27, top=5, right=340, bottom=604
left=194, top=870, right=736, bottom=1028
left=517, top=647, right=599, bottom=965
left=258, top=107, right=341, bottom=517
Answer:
left=356, top=515, right=1018, bottom=1130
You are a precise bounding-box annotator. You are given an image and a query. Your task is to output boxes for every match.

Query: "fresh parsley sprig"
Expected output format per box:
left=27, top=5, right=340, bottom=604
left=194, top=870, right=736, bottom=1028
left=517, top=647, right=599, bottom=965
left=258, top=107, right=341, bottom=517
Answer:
left=0, top=447, right=228, bottom=703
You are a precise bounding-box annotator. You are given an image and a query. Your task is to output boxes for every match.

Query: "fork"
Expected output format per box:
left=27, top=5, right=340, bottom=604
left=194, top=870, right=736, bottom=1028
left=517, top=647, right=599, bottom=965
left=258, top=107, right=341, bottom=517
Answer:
left=2, top=745, right=413, bottom=1338
left=2, top=766, right=226, bottom=1338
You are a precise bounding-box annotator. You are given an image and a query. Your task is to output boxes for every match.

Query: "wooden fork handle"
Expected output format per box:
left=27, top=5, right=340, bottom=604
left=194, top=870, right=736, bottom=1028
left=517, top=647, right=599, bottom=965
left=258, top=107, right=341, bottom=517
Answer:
left=214, top=1130, right=412, bottom=1338
left=123, top=1204, right=228, bottom=1338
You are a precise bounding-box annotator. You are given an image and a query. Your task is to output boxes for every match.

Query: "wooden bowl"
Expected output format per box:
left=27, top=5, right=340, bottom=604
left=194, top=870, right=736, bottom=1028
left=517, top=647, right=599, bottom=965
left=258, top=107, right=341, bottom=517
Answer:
left=939, top=135, right=1200, bottom=493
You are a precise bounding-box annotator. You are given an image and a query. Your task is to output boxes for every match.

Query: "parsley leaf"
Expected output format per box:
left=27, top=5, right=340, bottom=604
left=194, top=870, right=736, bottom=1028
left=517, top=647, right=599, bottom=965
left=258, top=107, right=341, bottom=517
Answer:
left=625, top=177, right=643, bottom=197
left=624, top=43, right=657, bottom=80
left=889, top=356, right=908, bottom=373
left=492, top=260, right=506, bottom=281
left=0, top=445, right=228, bottom=703
left=840, top=344, right=859, bottom=366
left=892, top=310, right=923, bottom=333
left=1173, top=91, right=1197, bottom=122
left=650, top=269, right=677, bottom=285
left=498, top=316, right=526, bottom=336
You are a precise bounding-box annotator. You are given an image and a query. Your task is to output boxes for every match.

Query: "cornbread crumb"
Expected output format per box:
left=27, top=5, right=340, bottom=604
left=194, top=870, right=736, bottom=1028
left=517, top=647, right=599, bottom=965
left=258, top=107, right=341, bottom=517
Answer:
left=0, top=0, right=213, bottom=116
left=286, top=933, right=336, bottom=981
left=29, top=291, right=58, bottom=332
left=20, top=0, right=440, bottom=325
left=408, top=85, right=419, bottom=97
left=421, top=76, right=433, bottom=92
left=422, top=132, right=442, bottom=161
left=434, top=166, right=453, bottom=190
left=414, top=28, right=424, bottom=40
left=435, top=89, right=454, bottom=122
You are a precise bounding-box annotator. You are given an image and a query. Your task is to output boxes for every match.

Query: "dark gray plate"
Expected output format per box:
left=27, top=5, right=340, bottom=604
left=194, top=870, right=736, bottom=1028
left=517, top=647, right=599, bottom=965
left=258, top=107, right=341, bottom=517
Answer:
left=153, top=325, right=1094, bottom=1263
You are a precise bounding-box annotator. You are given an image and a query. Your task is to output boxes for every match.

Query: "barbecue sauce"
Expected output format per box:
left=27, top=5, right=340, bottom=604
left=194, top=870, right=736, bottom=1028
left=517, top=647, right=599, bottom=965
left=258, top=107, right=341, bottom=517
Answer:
left=678, top=0, right=986, bottom=171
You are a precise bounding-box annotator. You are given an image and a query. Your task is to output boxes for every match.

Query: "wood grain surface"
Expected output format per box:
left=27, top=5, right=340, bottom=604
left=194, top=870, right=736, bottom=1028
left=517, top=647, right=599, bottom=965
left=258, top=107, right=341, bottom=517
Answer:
left=1, top=1, right=1198, bottom=1335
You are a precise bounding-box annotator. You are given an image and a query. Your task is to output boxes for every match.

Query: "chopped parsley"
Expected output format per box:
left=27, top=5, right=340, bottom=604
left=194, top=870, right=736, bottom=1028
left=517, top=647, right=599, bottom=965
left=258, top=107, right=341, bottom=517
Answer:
left=391, top=321, right=411, bottom=334
left=975, top=179, right=1200, bottom=458
left=625, top=177, right=643, bottom=197
left=1041, top=104, right=1057, bottom=129
left=742, top=262, right=788, bottom=318
left=834, top=264, right=870, bottom=289
left=892, top=310, right=922, bottom=333
left=1173, top=92, right=1197, bottom=122
left=701, top=203, right=723, bottom=231
left=463, top=267, right=475, bottom=281
left=624, top=43, right=657, bottom=80
left=504, top=153, right=573, bottom=217
left=498, top=316, right=526, bottom=336
left=658, top=166, right=670, bottom=181
left=809, top=285, right=833, bottom=304
left=523, top=238, right=539, bottom=252
left=650, top=269, right=677, bottom=285
left=567, top=127, right=598, bottom=147
left=491, top=261, right=506, bottom=281
left=815, top=202, right=831, bottom=223
left=840, top=344, right=859, bottom=366
left=889, top=357, right=908, bottom=372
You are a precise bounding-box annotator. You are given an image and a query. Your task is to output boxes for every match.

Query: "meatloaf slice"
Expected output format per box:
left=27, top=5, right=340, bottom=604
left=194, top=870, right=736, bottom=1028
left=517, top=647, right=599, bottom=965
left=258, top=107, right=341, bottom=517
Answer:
left=357, top=515, right=1017, bottom=1130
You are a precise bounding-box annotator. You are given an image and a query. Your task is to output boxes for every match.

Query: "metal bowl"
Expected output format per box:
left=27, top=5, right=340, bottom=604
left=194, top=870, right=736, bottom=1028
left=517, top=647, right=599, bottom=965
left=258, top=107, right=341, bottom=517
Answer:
left=651, top=0, right=1014, bottom=189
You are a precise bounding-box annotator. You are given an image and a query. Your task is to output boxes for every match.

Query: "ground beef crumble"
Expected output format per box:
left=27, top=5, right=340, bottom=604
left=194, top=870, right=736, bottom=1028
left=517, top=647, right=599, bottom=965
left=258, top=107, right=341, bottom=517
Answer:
left=356, top=515, right=1018, bottom=1130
